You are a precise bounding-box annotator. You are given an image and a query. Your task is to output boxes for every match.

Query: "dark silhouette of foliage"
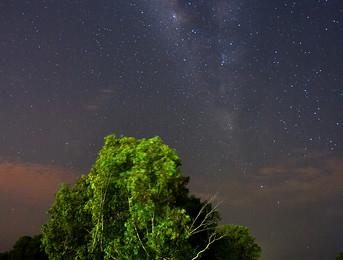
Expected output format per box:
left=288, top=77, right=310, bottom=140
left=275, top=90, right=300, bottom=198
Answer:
left=213, top=225, right=261, bottom=260
left=337, top=251, right=343, bottom=260
left=0, top=252, right=9, bottom=260
left=0, top=235, right=47, bottom=260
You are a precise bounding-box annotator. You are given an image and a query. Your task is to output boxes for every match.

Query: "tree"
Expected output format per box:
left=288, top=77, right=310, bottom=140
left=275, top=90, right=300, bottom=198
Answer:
left=41, top=177, right=92, bottom=259
left=337, top=251, right=343, bottom=260
left=43, top=135, right=207, bottom=259
left=213, top=225, right=261, bottom=260
left=42, top=134, right=261, bottom=259
left=0, top=235, right=47, bottom=260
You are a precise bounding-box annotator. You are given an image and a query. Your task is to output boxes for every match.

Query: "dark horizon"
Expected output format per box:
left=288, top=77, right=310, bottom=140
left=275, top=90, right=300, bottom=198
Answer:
left=0, top=1, right=342, bottom=259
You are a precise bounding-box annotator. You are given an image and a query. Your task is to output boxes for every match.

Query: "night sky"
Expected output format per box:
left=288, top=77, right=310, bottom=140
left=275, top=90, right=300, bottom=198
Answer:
left=0, top=0, right=342, bottom=259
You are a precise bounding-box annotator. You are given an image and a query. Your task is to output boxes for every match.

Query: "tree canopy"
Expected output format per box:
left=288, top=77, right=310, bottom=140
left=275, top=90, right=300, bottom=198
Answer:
left=213, top=225, right=261, bottom=260
left=337, top=251, right=343, bottom=260
left=42, top=134, right=261, bottom=259
left=0, top=235, right=47, bottom=260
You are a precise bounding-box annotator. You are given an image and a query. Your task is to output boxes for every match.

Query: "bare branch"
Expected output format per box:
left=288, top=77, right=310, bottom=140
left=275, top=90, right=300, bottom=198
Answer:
left=189, top=195, right=216, bottom=230
left=191, top=232, right=226, bottom=260
left=189, top=195, right=221, bottom=236
left=188, top=194, right=225, bottom=260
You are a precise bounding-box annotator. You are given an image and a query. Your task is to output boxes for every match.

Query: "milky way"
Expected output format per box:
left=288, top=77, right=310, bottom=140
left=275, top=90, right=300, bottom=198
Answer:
left=0, top=1, right=342, bottom=259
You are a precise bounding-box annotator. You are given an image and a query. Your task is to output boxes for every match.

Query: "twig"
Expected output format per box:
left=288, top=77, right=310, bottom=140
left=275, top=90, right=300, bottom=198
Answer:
left=191, top=232, right=225, bottom=260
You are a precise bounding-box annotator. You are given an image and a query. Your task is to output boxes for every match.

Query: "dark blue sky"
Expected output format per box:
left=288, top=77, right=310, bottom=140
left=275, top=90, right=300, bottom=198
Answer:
left=0, top=0, right=342, bottom=259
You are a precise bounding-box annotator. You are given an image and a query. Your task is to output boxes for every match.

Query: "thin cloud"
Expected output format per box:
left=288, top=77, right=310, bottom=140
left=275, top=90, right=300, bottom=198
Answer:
left=0, top=161, right=78, bottom=251
left=190, top=156, right=343, bottom=208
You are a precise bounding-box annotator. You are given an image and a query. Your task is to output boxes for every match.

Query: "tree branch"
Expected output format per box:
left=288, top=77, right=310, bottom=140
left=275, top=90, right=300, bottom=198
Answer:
left=134, top=223, right=150, bottom=257
left=189, top=195, right=221, bottom=236
left=191, top=232, right=225, bottom=260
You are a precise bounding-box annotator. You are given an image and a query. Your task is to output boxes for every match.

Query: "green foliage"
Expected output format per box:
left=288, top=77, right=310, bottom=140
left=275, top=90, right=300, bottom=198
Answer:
left=43, top=135, right=197, bottom=259
left=213, top=225, right=261, bottom=260
left=42, top=134, right=262, bottom=260
left=41, top=176, right=92, bottom=259
left=337, top=251, right=343, bottom=260
left=0, top=235, right=47, bottom=260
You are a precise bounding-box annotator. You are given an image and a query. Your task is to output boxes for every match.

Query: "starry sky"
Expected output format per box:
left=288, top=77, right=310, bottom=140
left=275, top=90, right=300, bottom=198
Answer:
left=0, top=0, right=342, bottom=259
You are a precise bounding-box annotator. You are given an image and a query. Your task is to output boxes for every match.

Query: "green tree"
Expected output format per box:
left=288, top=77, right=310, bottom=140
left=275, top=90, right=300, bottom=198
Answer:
left=42, top=134, right=261, bottom=260
left=43, top=135, right=216, bottom=259
left=213, top=225, right=261, bottom=260
left=337, top=251, right=343, bottom=260
left=41, top=177, right=92, bottom=259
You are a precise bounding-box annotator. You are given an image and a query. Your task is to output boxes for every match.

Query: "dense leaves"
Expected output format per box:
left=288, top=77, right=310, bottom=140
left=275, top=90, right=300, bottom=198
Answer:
left=337, top=251, right=343, bottom=260
left=213, top=225, right=261, bottom=260
left=43, top=135, right=197, bottom=259
left=41, top=177, right=92, bottom=259
left=0, top=235, right=47, bottom=260
left=41, top=134, right=261, bottom=259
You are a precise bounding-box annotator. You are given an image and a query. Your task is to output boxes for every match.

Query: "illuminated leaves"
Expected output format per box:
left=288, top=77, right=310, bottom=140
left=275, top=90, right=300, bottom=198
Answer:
left=43, top=135, right=194, bottom=259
